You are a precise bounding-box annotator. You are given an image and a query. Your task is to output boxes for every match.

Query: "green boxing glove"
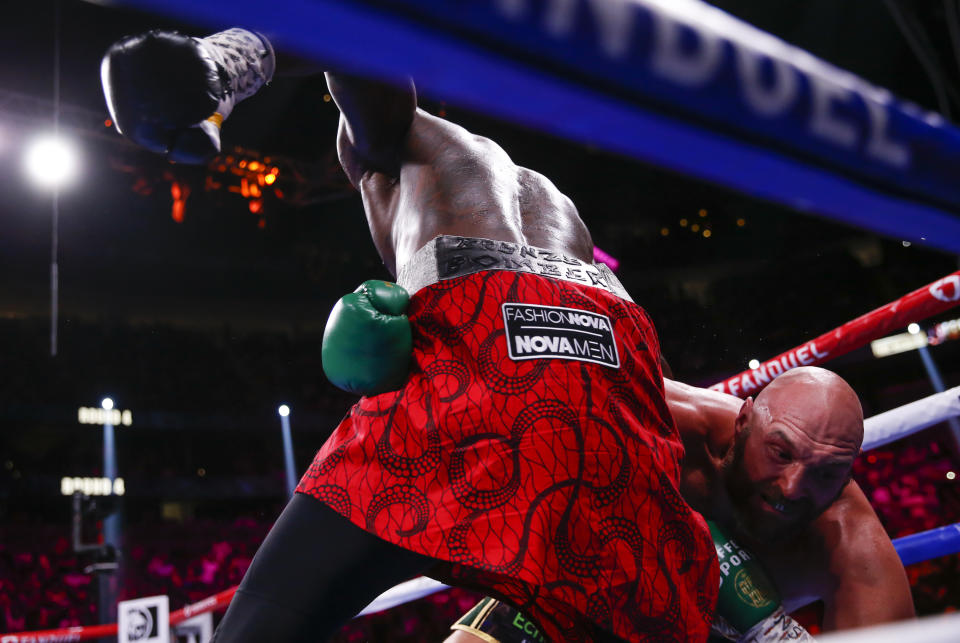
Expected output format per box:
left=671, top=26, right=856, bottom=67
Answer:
left=708, top=521, right=814, bottom=642
left=322, top=280, right=413, bottom=396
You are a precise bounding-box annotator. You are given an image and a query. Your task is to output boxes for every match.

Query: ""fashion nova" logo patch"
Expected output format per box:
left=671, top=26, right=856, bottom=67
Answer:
left=502, top=303, right=620, bottom=368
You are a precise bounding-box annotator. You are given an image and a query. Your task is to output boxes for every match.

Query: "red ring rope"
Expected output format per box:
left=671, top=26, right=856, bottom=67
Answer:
left=0, top=587, right=238, bottom=642
left=710, top=270, right=960, bottom=398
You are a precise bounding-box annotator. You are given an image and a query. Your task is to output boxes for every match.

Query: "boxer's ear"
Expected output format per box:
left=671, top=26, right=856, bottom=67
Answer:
left=734, top=397, right=754, bottom=437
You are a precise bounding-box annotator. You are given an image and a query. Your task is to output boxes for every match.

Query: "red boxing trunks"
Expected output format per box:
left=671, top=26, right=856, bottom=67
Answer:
left=298, top=236, right=719, bottom=642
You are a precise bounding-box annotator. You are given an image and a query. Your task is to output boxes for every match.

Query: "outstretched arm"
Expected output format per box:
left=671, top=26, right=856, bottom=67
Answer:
left=325, top=72, right=417, bottom=186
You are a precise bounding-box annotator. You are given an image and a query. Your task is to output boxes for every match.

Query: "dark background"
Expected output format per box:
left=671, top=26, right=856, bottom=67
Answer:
left=0, top=0, right=959, bottom=634
left=0, top=0, right=957, bottom=521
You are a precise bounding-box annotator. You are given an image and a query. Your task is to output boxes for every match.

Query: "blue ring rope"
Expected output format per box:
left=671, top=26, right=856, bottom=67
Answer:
left=894, top=521, right=960, bottom=566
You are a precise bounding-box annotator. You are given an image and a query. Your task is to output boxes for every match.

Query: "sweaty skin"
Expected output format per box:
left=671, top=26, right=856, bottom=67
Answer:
left=668, top=367, right=914, bottom=630
left=326, top=72, right=593, bottom=274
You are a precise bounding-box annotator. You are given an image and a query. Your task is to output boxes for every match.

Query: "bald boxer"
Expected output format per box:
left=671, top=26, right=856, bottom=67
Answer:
left=674, top=369, right=913, bottom=628
left=447, top=368, right=915, bottom=642
left=103, top=29, right=718, bottom=642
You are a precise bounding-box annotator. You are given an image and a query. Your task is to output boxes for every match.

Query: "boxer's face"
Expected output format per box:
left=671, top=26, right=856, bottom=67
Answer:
left=723, top=370, right=862, bottom=541
left=725, top=412, right=853, bottom=541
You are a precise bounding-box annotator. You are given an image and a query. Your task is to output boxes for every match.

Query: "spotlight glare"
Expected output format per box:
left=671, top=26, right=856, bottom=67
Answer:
left=101, top=397, right=114, bottom=410
left=907, top=323, right=920, bottom=335
left=24, top=135, right=78, bottom=189
left=278, top=404, right=290, bottom=417
left=748, top=359, right=760, bottom=370
left=947, top=471, right=956, bottom=480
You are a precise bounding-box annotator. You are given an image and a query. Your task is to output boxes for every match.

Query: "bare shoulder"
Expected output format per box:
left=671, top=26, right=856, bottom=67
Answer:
left=404, top=109, right=514, bottom=166
left=811, top=480, right=885, bottom=553
left=402, top=109, right=593, bottom=261
left=805, top=480, right=901, bottom=588
left=768, top=483, right=888, bottom=604
left=809, top=480, right=915, bottom=627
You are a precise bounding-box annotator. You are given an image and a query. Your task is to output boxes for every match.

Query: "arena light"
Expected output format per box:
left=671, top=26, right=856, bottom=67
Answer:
left=24, top=134, right=78, bottom=189
left=748, top=359, right=760, bottom=369
left=101, top=397, right=114, bottom=410
left=278, top=404, right=290, bottom=417
left=908, top=323, right=921, bottom=335
left=870, top=331, right=928, bottom=358
left=78, top=406, right=132, bottom=426
left=60, top=476, right=125, bottom=496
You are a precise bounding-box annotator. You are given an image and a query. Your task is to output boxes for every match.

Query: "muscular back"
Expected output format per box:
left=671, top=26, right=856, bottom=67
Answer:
left=328, top=74, right=592, bottom=274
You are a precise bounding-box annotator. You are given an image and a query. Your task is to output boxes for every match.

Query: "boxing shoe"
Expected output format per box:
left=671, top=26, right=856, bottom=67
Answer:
left=322, top=281, right=413, bottom=396
left=101, top=28, right=275, bottom=163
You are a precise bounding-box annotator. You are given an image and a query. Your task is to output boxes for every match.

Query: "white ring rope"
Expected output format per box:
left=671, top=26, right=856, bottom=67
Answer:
left=357, top=576, right=449, bottom=616
left=816, top=611, right=960, bottom=643
left=862, top=385, right=960, bottom=451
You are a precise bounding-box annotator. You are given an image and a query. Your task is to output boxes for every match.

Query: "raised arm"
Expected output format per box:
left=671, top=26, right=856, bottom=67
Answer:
left=325, top=72, right=417, bottom=186
left=817, top=483, right=915, bottom=630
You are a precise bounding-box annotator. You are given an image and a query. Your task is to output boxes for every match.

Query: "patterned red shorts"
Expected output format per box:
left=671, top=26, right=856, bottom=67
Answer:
left=298, top=268, right=718, bottom=642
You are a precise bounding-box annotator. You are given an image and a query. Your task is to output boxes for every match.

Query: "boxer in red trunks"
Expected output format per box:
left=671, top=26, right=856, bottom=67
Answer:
left=289, top=73, right=718, bottom=640
left=299, top=244, right=718, bottom=643
left=102, top=30, right=717, bottom=642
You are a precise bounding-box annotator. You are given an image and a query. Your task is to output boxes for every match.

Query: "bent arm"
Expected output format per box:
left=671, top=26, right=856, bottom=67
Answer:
left=325, top=72, right=416, bottom=185
left=820, top=483, right=915, bottom=630
left=664, top=378, right=741, bottom=439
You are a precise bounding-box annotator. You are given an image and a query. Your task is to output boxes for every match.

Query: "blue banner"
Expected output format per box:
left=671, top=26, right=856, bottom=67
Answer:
left=114, top=0, right=960, bottom=251
left=368, top=0, right=960, bottom=211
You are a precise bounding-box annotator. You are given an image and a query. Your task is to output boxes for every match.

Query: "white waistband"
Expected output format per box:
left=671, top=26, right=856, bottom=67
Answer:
left=396, top=235, right=633, bottom=302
